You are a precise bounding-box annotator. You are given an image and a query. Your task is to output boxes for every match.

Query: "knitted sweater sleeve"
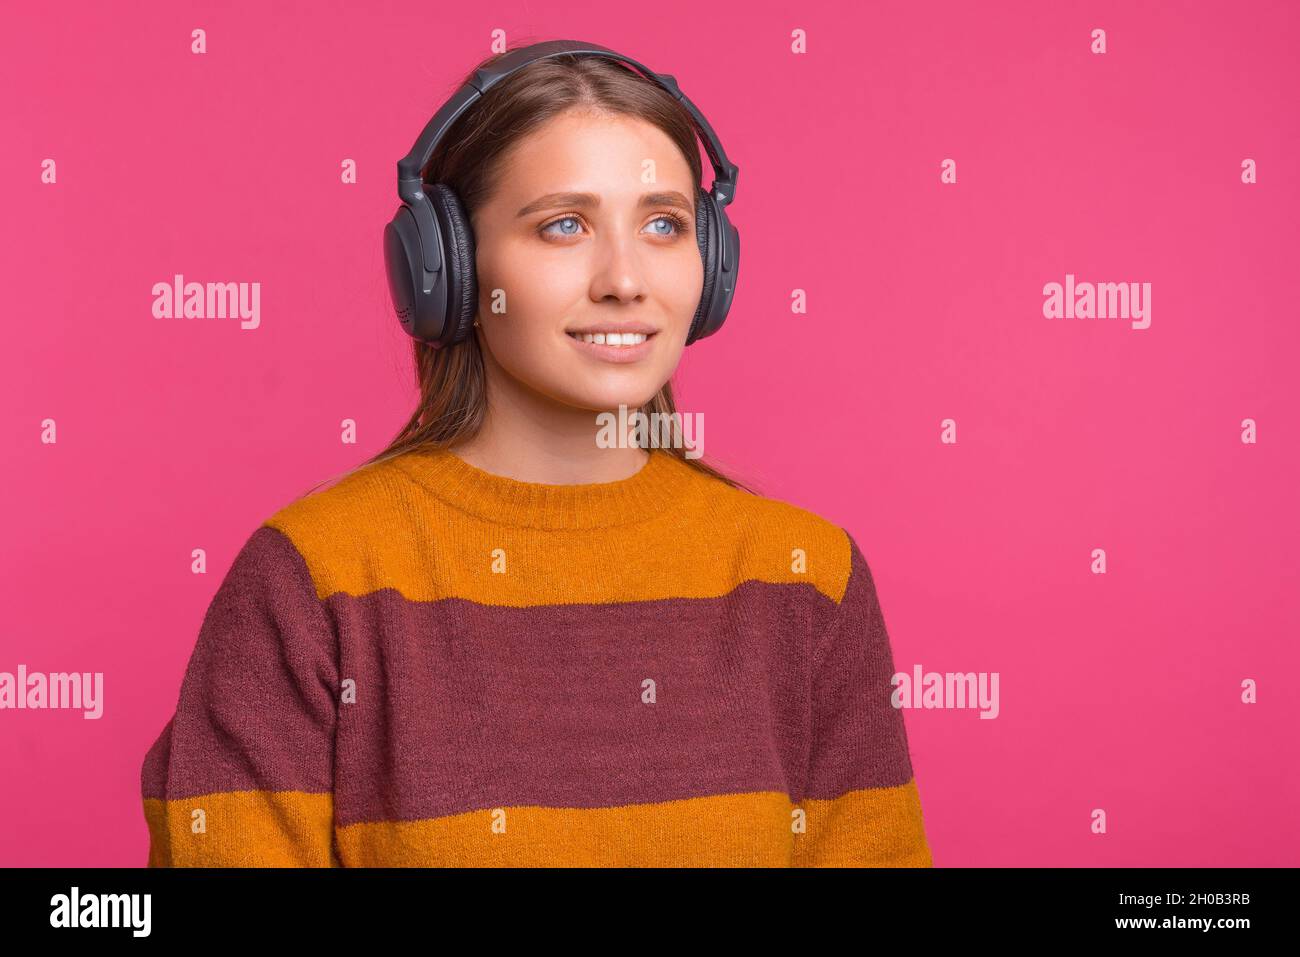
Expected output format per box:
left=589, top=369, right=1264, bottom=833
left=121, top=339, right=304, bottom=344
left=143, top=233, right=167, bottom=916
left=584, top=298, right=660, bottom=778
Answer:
left=793, top=531, right=933, bottom=867
left=140, top=525, right=341, bottom=867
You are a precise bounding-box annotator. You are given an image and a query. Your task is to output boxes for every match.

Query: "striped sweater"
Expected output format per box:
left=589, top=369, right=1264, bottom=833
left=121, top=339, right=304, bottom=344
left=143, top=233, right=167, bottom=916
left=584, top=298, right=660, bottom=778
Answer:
left=141, top=446, right=933, bottom=867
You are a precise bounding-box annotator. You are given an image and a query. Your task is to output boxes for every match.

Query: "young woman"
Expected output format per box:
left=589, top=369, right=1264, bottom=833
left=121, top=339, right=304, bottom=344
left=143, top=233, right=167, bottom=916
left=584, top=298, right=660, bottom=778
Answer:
left=141, top=40, right=933, bottom=868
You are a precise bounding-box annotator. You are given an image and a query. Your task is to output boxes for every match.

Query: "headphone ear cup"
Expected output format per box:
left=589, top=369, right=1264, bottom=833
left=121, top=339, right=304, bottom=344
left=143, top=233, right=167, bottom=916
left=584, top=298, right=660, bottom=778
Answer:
left=383, top=204, right=426, bottom=340
left=688, top=186, right=717, bottom=346
left=426, top=184, right=479, bottom=346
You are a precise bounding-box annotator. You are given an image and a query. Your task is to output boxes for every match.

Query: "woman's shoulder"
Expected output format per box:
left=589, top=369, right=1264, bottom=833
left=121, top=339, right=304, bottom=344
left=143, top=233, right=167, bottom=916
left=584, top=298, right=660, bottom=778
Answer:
left=268, top=452, right=414, bottom=526
left=675, top=455, right=856, bottom=605
left=251, top=453, right=432, bottom=596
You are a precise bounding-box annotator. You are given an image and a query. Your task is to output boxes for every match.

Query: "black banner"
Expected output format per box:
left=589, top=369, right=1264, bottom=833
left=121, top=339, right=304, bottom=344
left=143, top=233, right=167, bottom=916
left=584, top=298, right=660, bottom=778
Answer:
left=0, top=866, right=1284, bottom=943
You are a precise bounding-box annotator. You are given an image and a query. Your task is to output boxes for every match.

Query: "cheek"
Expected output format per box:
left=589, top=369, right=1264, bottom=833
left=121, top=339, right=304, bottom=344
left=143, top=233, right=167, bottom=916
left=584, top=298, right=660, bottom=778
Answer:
left=660, top=247, right=706, bottom=329
left=477, top=239, right=586, bottom=322
left=682, top=248, right=706, bottom=299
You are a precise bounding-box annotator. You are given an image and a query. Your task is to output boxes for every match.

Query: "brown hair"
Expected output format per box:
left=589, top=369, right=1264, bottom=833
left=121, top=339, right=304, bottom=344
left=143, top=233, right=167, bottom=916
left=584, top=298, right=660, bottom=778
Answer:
left=299, top=41, right=758, bottom=501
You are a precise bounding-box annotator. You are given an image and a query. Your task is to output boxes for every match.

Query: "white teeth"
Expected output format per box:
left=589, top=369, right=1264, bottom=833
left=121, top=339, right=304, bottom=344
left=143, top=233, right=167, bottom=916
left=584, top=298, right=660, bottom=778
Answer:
left=567, top=331, right=649, bottom=346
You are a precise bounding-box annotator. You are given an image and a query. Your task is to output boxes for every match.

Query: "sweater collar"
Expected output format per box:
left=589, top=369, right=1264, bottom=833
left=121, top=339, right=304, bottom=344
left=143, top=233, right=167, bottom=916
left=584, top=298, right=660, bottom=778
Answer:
left=392, top=445, right=695, bottom=530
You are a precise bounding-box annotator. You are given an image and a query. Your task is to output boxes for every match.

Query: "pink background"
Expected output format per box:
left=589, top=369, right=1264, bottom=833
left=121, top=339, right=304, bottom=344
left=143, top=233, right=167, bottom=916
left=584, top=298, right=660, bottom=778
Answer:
left=3, top=0, right=1297, bottom=866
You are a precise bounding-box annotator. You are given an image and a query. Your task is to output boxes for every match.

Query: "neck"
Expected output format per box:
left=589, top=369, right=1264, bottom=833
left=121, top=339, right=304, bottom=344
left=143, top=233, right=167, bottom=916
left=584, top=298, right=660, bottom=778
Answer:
left=453, top=426, right=650, bottom=486
left=454, top=341, right=652, bottom=485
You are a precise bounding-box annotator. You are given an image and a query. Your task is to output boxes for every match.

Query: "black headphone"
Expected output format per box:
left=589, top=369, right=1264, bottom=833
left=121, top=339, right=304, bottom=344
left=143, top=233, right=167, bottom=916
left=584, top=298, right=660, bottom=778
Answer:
left=383, top=39, right=740, bottom=349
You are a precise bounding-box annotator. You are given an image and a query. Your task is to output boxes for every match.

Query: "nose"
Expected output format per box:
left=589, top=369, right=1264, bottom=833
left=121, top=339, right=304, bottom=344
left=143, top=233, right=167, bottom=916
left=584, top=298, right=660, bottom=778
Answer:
left=589, top=229, right=647, bottom=304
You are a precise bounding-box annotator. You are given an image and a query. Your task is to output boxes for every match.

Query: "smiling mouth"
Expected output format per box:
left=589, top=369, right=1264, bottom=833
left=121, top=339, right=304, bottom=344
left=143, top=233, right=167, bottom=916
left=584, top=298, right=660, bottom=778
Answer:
left=564, top=331, right=656, bottom=347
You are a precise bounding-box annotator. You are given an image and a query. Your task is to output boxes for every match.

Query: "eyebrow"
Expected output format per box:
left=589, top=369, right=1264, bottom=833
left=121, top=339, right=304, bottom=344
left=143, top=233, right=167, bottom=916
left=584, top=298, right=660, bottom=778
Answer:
left=516, top=190, right=694, bottom=218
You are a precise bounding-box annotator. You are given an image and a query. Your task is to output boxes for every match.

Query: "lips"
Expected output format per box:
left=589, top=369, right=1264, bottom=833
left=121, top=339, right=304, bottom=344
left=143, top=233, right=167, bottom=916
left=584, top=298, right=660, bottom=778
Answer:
left=564, top=324, right=659, bottom=337
left=564, top=329, right=657, bottom=363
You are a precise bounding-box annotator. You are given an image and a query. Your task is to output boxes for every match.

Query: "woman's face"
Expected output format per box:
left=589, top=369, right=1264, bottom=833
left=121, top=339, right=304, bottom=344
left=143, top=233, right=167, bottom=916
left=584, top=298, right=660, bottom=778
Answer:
left=468, top=108, right=703, bottom=413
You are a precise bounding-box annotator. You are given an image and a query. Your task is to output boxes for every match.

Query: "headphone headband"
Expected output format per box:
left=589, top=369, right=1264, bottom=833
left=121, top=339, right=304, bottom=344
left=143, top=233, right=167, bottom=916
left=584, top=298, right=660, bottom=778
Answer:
left=395, top=39, right=740, bottom=209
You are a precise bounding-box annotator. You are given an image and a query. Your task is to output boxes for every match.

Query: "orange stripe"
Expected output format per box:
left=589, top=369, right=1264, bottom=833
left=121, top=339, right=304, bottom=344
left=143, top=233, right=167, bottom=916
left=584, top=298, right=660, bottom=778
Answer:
left=336, top=791, right=797, bottom=867
left=266, top=457, right=853, bottom=606
left=793, top=779, right=933, bottom=867
left=144, top=783, right=932, bottom=866
left=143, top=791, right=337, bottom=867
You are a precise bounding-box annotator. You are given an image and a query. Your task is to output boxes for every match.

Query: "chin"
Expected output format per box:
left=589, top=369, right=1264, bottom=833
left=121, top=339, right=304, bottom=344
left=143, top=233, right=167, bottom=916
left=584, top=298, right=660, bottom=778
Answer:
left=571, top=390, right=659, bottom=416
left=535, top=377, right=653, bottom=413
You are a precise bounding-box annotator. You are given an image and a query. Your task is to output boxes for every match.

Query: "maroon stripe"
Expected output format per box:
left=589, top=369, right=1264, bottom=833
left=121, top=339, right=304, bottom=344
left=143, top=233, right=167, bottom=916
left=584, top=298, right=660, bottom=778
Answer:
left=803, top=536, right=917, bottom=800
left=329, top=575, right=907, bottom=827
left=141, top=525, right=338, bottom=800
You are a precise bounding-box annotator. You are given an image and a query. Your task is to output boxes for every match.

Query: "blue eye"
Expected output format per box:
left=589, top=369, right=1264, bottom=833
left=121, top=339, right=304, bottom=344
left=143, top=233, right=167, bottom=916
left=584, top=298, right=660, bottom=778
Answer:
left=541, top=216, right=583, bottom=237
left=646, top=214, right=688, bottom=236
